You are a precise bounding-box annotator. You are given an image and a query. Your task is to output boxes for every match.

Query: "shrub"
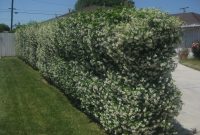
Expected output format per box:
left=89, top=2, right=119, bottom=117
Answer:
left=16, top=23, right=38, bottom=68
left=75, top=0, right=134, bottom=10
left=178, top=48, right=189, bottom=60
left=0, top=23, right=10, bottom=32
left=192, top=41, right=200, bottom=58
left=16, top=8, right=182, bottom=134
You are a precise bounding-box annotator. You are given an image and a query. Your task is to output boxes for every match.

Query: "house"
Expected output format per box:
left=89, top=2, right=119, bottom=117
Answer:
left=172, top=12, right=200, bottom=48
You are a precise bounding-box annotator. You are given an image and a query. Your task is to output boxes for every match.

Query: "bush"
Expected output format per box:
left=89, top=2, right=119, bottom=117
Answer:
left=16, top=8, right=182, bottom=134
left=0, top=23, right=10, bottom=32
left=192, top=41, right=200, bottom=58
left=75, top=0, right=134, bottom=10
left=178, top=48, right=189, bottom=60
left=15, top=22, right=37, bottom=66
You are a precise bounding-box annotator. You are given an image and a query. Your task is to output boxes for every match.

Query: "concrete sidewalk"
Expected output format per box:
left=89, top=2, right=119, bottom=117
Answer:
left=173, top=64, right=200, bottom=134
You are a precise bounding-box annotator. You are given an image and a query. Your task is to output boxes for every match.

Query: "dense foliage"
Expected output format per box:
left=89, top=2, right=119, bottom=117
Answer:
left=75, top=0, right=134, bottom=10
left=16, top=8, right=182, bottom=134
left=192, top=41, right=200, bottom=58
left=0, top=23, right=10, bottom=32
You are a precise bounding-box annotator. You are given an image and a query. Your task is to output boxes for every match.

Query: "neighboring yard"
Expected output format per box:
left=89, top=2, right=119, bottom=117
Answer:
left=0, top=57, right=105, bottom=135
left=180, top=58, right=200, bottom=71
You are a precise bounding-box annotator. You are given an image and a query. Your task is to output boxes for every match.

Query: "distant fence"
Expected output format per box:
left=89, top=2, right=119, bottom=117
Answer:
left=180, top=26, right=200, bottom=48
left=0, top=33, right=15, bottom=57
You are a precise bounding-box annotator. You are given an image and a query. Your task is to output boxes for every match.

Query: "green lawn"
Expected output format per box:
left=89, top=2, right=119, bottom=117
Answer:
left=180, top=58, right=200, bottom=71
left=0, top=57, right=105, bottom=135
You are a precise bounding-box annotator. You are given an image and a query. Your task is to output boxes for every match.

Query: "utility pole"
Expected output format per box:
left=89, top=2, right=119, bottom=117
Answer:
left=11, top=0, right=14, bottom=31
left=68, top=8, right=71, bottom=13
left=180, top=7, right=189, bottom=13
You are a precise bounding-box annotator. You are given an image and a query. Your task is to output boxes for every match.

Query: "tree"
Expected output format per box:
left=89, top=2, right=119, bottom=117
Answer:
left=0, top=23, right=10, bottom=32
left=75, top=0, right=134, bottom=10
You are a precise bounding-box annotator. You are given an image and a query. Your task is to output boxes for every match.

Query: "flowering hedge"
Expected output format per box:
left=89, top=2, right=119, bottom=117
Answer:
left=16, top=8, right=182, bottom=134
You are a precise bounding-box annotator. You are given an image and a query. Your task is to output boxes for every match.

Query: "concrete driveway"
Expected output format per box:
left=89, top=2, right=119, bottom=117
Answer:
left=173, top=64, right=200, bottom=134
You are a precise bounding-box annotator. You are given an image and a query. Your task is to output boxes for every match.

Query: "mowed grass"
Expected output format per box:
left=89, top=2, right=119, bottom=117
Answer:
left=0, top=57, right=105, bottom=135
left=180, top=58, right=200, bottom=71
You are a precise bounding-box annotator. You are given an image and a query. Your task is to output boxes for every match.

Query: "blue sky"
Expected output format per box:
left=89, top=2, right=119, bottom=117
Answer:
left=1, top=0, right=200, bottom=27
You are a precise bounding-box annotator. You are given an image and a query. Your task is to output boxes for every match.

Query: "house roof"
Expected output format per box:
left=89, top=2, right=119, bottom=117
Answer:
left=171, top=12, right=200, bottom=26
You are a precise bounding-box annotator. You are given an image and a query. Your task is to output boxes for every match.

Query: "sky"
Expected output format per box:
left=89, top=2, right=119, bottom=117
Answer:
left=0, top=0, right=200, bottom=28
